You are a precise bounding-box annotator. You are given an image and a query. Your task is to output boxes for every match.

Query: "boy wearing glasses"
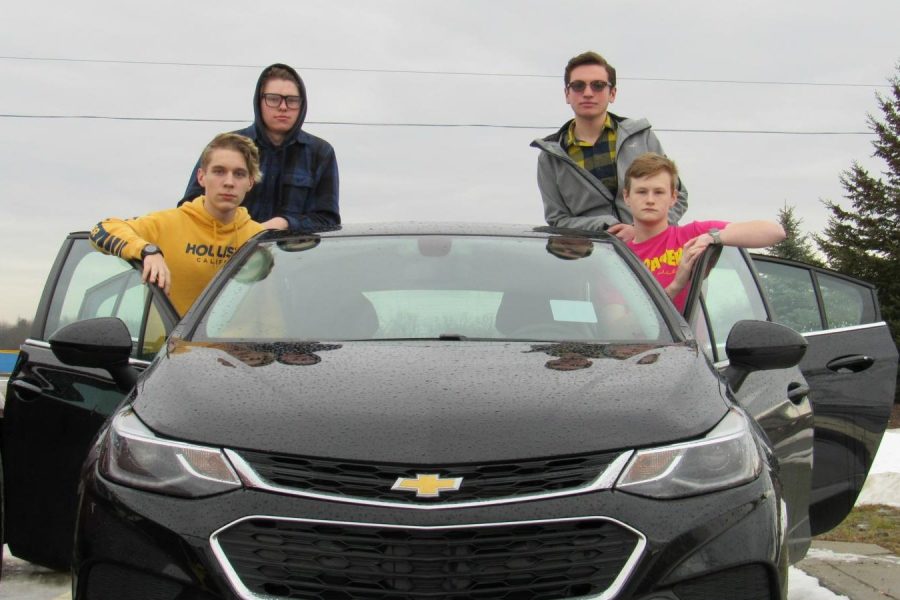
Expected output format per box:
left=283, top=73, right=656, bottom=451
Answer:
left=532, top=51, right=687, bottom=242
left=180, top=63, right=339, bottom=232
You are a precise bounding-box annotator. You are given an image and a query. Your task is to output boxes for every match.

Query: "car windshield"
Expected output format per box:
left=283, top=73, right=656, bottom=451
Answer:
left=193, top=235, right=672, bottom=343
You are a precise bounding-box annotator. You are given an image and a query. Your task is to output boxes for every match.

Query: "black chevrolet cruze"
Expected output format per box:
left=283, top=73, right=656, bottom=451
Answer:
left=2, top=224, right=896, bottom=600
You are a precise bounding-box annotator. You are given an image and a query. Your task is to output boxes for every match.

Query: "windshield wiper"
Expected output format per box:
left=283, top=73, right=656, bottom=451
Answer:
left=438, top=333, right=467, bottom=341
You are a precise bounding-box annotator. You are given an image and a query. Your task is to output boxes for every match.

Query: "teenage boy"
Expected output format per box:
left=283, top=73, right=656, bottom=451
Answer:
left=532, top=51, right=687, bottom=242
left=91, top=133, right=265, bottom=316
left=180, top=63, right=340, bottom=232
left=624, top=153, right=785, bottom=310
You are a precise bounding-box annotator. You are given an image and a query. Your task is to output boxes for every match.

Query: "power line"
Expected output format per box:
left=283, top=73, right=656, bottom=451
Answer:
left=0, top=113, right=875, bottom=134
left=0, top=55, right=890, bottom=88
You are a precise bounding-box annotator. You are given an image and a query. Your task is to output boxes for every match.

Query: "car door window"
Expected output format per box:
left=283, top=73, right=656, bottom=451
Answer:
left=753, top=260, right=822, bottom=333
left=46, top=245, right=131, bottom=337
left=753, top=257, right=879, bottom=334
left=818, top=273, right=877, bottom=329
left=692, top=247, right=768, bottom=362
left=43, top=239, right=169, bottom=360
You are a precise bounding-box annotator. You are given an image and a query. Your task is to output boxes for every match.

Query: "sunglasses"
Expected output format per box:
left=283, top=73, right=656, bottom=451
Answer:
left=261, top=93, right=302, bottom=109
left=566, top=80, right=612, bottom=93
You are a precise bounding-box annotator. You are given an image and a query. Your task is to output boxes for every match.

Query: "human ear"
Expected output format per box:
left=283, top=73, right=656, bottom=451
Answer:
left=667, top=189, right=678, bottom=208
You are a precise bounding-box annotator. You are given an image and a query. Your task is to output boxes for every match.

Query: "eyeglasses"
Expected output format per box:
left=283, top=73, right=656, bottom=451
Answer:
left=261, top=93, right=302, bottom=109
left=566, top=80, right=612, bottom=94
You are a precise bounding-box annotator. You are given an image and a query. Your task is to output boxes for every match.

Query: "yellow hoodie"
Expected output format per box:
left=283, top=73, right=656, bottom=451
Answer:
left=90, top=196, right=265, bottom=315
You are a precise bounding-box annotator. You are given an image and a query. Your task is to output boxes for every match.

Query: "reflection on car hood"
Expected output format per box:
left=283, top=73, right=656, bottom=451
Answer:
left=134, top=339, right=728, bottom=462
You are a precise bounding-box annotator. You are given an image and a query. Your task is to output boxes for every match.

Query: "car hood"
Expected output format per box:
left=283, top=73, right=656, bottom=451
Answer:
left=134, top=339, right=727, bottom=462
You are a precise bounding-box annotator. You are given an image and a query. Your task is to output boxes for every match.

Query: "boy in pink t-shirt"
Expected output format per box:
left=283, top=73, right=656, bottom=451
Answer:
left=624, top=153, right=786, bottom=310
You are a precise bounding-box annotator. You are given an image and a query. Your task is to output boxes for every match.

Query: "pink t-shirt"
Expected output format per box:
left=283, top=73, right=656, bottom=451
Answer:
left=627, top=220, right=728, bottom=310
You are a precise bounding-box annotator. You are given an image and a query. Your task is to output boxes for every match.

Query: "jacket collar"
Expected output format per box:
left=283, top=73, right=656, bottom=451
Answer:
left=531, top=113, right=652, bottom=153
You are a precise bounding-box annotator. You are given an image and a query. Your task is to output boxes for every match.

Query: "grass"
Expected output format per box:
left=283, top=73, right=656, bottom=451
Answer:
left=815, top=505, right=900, bottom=555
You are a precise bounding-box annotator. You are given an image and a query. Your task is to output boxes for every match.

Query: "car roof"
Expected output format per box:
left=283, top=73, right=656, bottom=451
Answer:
left=69, top=223, right=618, bottom=242
left=261, top=222, right=618, bottom=241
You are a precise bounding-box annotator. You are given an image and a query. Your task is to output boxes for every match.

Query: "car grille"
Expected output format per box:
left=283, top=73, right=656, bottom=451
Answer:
left=234, top=450, right=622, bottom=504
left=214, top=517, right=642, bottom=600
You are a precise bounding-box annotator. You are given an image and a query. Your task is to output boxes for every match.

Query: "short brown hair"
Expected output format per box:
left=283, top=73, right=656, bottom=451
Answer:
left=624, top=153, right=678, bottom=192
left=260, top=65, right=301, bottom=91
left=565, top=51, right=617, bottom=88
left=199, top=133, right=262, bottom=183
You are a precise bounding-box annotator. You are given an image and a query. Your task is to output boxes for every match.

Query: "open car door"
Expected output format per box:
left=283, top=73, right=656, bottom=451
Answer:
left=682, top=247, right=896, bottom=541
left=751, top=254, right=897, bottom=534
left=2, top=234, right=179, bottom=568
left=681, top=245, right=816, bottom=561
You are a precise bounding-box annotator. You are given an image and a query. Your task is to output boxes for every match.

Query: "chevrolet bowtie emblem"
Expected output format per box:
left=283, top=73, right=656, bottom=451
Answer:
left=391, top=473, right=463, bottom=498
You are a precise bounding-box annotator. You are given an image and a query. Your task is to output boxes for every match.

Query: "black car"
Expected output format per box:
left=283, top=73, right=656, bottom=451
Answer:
left=2, top=224, right=896, bottom=600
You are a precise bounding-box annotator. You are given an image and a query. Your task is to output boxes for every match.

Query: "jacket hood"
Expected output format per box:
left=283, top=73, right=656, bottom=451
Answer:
left=179, top=196, right=256, bottom=237
left=135, top=340, right=728, bottom=463
left=252, top=63, right=308, bottom=146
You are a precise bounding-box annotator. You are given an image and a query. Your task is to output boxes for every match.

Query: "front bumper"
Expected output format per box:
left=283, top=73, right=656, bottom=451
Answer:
left=73, top=459, right=788, bottom=600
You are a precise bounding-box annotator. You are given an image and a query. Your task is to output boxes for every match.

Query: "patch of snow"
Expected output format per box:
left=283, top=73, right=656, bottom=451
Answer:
left=857, top=473, right=900, bottom=507
left=856, top=429, right=900, bottom=508
left=788, top=567, right=850, bottom=599
left=867, top=430, right=899, bottom=475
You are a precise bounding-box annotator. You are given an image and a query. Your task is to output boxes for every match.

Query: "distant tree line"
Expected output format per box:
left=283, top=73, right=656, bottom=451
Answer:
left=0, top=318, right=32, bottom=350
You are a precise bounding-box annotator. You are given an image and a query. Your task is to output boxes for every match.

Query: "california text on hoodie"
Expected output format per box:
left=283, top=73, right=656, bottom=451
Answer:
left=180, top=63, right=340, bottom=231
left=531, top=114, right=688, bottom=231
left=90, top=197, right=265, bottom=315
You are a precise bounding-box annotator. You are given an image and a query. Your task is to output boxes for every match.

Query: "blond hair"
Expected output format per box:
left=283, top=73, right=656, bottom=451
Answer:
left=199, top=133, right=262, bottom=183
left=624, top=153, right=678, bottom=193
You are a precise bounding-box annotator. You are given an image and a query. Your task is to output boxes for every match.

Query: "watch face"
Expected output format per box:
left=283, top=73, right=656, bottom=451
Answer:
left=142, top=244, right=161, bottom=257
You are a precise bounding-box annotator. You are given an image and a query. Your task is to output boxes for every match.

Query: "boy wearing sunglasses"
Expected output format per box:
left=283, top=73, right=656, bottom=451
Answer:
left=180, top=63, right=340, bottom=232
left=532, top=51, right=687, bottom=242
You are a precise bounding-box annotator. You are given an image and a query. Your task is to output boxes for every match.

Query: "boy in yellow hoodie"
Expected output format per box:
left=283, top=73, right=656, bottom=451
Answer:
left=90, top=133, right=265, bottom=316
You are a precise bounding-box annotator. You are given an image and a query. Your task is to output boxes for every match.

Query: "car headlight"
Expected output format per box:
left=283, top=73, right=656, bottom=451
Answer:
left=99, top=408, right=242, bottom=498
left=615, top=409, right=761, bottom=498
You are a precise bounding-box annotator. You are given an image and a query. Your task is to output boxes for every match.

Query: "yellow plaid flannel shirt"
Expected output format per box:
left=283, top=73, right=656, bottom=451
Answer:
left=565, top=116, right=618, bottom=197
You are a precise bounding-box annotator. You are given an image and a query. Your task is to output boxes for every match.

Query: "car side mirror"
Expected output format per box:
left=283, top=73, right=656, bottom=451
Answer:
left=49, top=317, right=138, bottom=392
left=723, top=320, right=807, bottom=393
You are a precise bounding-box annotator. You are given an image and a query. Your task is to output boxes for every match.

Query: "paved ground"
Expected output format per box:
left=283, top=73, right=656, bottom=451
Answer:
left=0, top=548, right=69, bottom=599
left=797, top=541, right=900, bottom=600
left=2, top=542, right=897, bottom=599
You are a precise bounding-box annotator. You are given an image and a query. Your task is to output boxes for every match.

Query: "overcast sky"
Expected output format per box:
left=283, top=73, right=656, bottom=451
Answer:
left=1, top=0, right=898, bottom=324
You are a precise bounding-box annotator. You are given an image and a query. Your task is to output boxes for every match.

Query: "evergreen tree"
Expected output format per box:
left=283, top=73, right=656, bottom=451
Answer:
left=769, top=203, right=823, bottom=265
left=816, top=63, right=900, bottom=347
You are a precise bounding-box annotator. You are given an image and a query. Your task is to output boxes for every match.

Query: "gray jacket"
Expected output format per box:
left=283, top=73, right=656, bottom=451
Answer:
left=531, top=114, right=688, bottom=231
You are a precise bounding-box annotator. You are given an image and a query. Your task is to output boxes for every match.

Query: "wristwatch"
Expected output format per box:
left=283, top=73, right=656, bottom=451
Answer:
left=707, top=228, right=723, bottom=245
left=141, top=244, right=163, bottom=260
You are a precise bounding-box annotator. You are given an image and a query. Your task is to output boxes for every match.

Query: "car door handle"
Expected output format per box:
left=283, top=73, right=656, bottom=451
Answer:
left=787, top=382, right=810, bottom=403
left=826, top=355, right=875, bottom=373
left=10, top=378, right=43, bottom=400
